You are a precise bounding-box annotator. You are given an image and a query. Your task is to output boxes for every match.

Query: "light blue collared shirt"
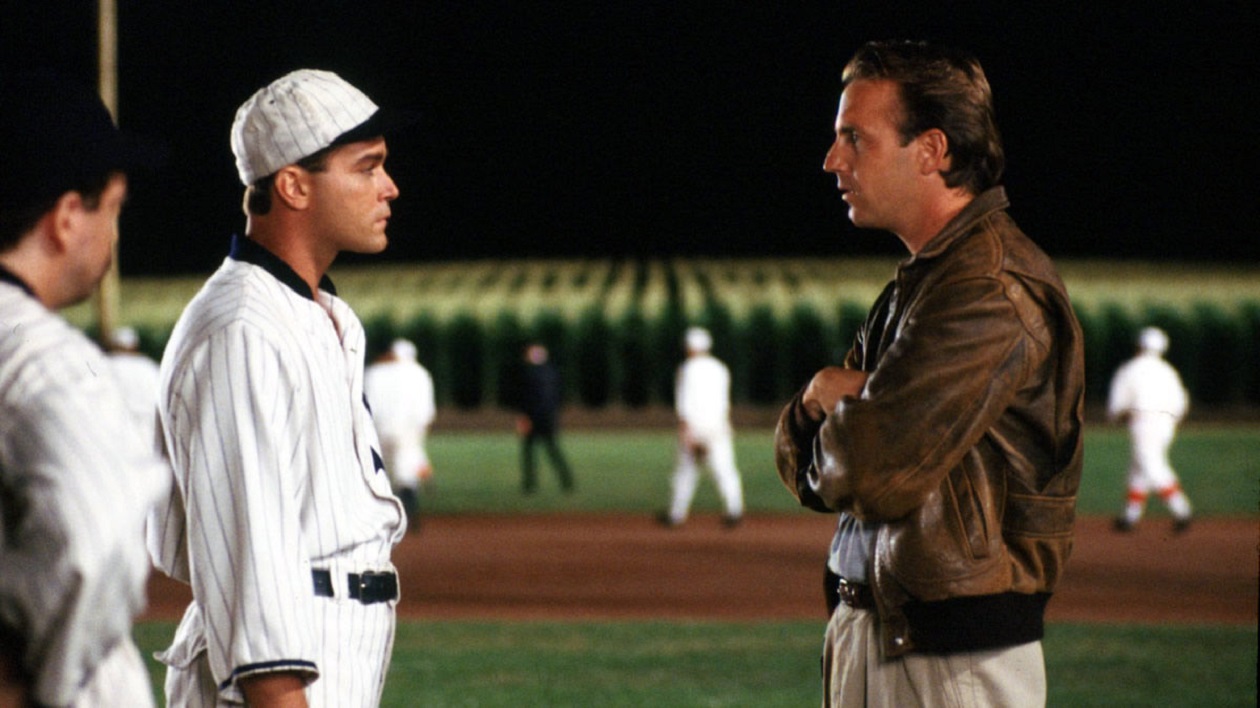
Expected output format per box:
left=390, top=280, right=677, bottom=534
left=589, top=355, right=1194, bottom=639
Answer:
left=828, top=513, right=878, bottom=583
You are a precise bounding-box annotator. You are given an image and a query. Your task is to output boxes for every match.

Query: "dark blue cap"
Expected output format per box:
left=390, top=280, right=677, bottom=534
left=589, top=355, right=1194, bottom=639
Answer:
left=0, top=69, right=164, bottom=212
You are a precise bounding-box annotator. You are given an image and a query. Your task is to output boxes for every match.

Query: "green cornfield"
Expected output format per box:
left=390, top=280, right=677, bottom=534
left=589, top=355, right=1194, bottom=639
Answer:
left=66, top=258, right=1260, bottom=409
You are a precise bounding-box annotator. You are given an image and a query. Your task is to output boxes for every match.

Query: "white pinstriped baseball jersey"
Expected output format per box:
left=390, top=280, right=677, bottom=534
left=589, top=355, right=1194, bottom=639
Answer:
left=675, top=353, right=733, bottom=437
left=107, top=349, right=162, bottom=452
left=147, top=236, right=405, bottom=706
left=1, top=272, right=169, bottom=707
left=364, top=352, right=435, bottom=487
left=1107, top=352, right=1189, bottom=421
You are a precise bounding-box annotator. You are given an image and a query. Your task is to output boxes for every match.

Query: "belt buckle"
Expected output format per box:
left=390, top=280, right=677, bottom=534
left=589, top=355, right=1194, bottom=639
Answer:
left=837, top=578, right=868, bottom=609
left=352, top=571, right=398, bottom=604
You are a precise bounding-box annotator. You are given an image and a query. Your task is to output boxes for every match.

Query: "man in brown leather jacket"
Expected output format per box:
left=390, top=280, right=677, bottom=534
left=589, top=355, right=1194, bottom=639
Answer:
left=774, top=41, right=1085, bottom=706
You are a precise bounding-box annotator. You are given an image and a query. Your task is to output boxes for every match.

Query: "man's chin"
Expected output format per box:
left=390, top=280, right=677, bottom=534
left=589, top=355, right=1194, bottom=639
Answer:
left=847, top=209, right=879, bottom=231
left=57, top=282, right=101, bottom=311
left=351, top=235, right=390, bottom=255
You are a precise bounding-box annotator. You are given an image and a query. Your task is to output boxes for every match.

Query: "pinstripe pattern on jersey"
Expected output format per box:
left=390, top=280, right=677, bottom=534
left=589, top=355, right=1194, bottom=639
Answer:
left=150, top=238, right=403, bottom=705
left=1, top=278, right=168, bottom=707
left=364, top=355, right=436, bottom=486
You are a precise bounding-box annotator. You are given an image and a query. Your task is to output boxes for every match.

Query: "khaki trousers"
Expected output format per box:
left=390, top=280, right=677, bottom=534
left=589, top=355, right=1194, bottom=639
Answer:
left=822, top=603, right=1046, bottom=708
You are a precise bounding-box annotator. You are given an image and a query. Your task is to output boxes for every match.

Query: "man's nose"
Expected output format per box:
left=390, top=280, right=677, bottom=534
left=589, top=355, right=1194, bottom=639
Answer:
left=823, top=142, right=844, bottom=173
left=381, top=171, right=400, bottom=200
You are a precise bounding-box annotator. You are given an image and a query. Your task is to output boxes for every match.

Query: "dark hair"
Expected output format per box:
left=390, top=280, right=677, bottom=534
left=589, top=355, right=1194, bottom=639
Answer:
left=244, top=146, right=334, bottom=216
left=0, top=172, right=116, bottom=252
left=842, top=40, right=1004, bottom=194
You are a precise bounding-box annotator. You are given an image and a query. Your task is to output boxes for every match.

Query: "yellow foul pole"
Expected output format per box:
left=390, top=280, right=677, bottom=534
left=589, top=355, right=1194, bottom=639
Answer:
left=95, top=0, right=119, bottom=346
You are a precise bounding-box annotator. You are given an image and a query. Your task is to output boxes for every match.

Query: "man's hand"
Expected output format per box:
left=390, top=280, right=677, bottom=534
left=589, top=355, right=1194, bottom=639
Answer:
left=802, top=367, right=868, bottom=421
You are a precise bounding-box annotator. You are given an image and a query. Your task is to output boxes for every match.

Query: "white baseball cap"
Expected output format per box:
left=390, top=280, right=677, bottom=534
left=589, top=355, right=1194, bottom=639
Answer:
left=231, top=69, right=402, bottom=185
left=685, top=327, right=712, bottom=353
left=390, top=338, right=417, bottom=361
left=1138, top=327, right=1169, bottom=354
left=108, top=326, right=139, bottom=350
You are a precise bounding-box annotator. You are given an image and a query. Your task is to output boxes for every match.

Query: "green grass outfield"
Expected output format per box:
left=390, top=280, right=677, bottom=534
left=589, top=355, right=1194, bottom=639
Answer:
left=415, top=422, right=1259, bottom=517
left=134, top=621, right=1256, bottom=707
left=135, top=424, right=1259, bottom=706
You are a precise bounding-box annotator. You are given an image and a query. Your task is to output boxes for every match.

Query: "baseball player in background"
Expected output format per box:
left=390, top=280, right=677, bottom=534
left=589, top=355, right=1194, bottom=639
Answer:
left=658, top=327, right=744, bottom=528
left=106, top=325, right=162, bottom=451
left=512, top=343, right=576, bottom=494
left=0, top=69, right=167, bottom=707
left=364, top=338, right=436, bottom=528
left=1107, top=326, right=1193, bottom=533
left=147, top=69, right=414, bottom=707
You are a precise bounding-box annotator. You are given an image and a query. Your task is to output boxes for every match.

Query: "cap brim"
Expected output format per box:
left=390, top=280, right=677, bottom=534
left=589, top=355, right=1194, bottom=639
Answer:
left=331, top=108, right=422, bottom=147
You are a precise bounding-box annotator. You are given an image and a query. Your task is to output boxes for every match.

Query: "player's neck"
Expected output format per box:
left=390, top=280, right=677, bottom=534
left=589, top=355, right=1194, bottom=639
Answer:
left=0, top=237, right=71, bottom=309
left=246, top=223, right=333, bottom=298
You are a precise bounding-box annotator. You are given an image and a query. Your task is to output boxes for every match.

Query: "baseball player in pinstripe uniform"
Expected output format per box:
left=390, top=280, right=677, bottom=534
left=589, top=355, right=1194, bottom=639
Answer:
left=1107, top=326, right=1194, bottom=533
left=659, top=327, right=744, bottom=528
left=1, top=70, right=168, bottom=707
left=364, top=338, right=437, bottom=527
left=147, top=69, right=414, bottom=707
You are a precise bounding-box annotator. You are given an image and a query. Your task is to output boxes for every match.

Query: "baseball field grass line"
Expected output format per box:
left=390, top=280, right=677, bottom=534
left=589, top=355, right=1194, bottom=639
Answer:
left=133, top=620, right=1258, bottom=707
left=416, top=425, right=1260, bottom=517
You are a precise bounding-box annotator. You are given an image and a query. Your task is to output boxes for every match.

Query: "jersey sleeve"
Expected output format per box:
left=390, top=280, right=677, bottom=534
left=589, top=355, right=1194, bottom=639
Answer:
left=1106, top=362, right=1136, bottom=420
left=162, top=322, right=321, bottom=692
left=417, top=366, right=436, bottom=430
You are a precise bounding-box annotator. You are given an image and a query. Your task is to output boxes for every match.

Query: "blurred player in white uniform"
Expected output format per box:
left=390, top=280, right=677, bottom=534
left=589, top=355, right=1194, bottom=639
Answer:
left=659, top=327, right=744, bottom=527
left=147, top=70, right=414, bottom=707
left=364, top=338, right=436, bottom=527
left=0, top=69, right=167, bottom=707
left=1108, top=326, right=1193, bottom=532
left=106, top=325, right=161, bottom=450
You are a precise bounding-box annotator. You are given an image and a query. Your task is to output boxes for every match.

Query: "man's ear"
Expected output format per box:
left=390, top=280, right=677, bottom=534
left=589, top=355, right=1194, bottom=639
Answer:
left=916, top=129, right=952, bottom=176
left=272, top=165, right=313, bottom=210
left=44, top=191, right=85, bottom=254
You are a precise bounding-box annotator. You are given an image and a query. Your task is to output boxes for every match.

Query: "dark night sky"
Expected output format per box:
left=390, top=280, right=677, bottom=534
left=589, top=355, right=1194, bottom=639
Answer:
left=4, top=2, right=1258, bottom=275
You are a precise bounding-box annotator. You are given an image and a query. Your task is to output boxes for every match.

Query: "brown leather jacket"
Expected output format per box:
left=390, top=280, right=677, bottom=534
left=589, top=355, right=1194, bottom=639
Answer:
left=774, top=187, right=1085, bottom=657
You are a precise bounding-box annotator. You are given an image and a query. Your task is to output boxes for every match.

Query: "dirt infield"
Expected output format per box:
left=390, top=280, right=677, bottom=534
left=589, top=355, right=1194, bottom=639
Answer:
left=144, top=514, right=1257, bottom=626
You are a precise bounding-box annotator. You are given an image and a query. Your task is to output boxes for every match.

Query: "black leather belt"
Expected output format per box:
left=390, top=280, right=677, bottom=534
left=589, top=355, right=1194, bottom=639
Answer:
left=312, top=569, right=398, bottom=604
left=838, top=577, right=875, bottom=610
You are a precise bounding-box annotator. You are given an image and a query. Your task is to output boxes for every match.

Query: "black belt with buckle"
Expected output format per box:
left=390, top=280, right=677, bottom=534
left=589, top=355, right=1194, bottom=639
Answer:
left=312, top=569, right=398, bottom=604
left=838, top=577, right=875, bottom=610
